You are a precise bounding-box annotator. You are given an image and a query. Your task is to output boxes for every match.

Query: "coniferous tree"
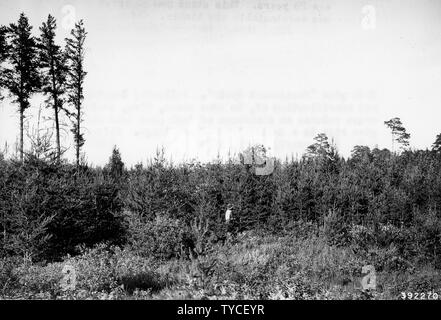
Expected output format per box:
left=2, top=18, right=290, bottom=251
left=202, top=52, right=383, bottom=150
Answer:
left=235, top=145, right=276, bottom=231
left=304, top=133, right=340, bottom=172
left=0, top=25, right=9, bottom=102
left=2, top=13, right=41, bottom=162
left=39, top=14, right=68, bottom=162
left=305, top=133, right=331, bottom=158
left=384, top=117, right=411, bottom=152
left=65, top=20, right=87, bottom=168
left=107, top=146, right=125, bottom=181
left=432, top=133, right=441, bottom=154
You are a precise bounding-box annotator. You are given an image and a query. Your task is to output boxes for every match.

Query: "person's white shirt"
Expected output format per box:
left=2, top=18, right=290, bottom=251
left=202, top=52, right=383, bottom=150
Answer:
left=225, top=209, right=232, bottom=222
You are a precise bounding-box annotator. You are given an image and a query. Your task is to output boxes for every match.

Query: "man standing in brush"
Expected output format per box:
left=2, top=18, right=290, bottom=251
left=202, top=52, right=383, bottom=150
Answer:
left=225, top=204, right=233, bottom=224
left=225, top=204, right=235, bottom=240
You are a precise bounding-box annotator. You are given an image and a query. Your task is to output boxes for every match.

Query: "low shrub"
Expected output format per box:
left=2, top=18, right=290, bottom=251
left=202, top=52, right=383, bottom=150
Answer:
left=125, top=211, right=192, bottom=260
left=0, top=256, right=22, bottom=296
left=119, top=271, right=164, bottom=294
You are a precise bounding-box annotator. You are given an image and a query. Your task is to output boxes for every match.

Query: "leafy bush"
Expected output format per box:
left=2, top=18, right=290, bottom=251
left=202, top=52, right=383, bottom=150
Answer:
left=15, top=261, right=64, bottom=298
left=349, top=224, right=375, bottom=250
left=125, top=211, right=192, bottom=260
left=0, top=256, right=22, bottom=296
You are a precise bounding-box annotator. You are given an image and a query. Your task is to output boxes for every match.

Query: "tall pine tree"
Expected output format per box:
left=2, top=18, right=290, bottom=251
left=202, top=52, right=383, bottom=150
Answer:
left=384, top=117, right=411, bottom=152
left=65, top=20, right=87, bottom=168
left=3, top=13, right=41, bottom=162
left=0, top=25, right=9, bottom=102
left=39, top=14, right=68, bottom=162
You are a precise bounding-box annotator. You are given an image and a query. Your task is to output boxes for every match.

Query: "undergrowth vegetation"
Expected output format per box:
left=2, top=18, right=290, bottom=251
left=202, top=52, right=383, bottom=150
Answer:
left=2, top=230, right=441, bottom=300
left=1, top=143, right=441, bottom=299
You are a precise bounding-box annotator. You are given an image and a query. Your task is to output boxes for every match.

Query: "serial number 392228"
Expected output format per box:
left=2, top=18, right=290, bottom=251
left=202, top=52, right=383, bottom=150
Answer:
left=400, top=292, right=439, bottom=300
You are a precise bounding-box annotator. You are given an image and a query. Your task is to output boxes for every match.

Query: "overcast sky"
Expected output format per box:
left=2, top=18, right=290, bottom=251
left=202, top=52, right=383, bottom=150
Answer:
left=1, top=0, right=441, bottom=166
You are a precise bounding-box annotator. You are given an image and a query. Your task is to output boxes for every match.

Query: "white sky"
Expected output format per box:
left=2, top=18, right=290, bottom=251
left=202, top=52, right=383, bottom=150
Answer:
left=1, top=0, right=441, bottom=166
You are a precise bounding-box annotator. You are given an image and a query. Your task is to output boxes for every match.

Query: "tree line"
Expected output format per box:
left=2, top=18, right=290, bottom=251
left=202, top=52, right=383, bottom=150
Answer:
left=0, top=13, right=86, bottom=166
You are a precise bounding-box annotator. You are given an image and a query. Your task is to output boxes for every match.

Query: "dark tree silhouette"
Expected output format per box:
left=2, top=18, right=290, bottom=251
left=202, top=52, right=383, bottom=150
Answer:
left=107, top=146, right=125, bottom=181
left=65, top=20, right=87, bottom=168
left=305, top=133, right=331, bottom=158
left=39, top=14, right=68, bottom=162
left=2, top=13, right=41, bottom=162
left=432, top=133, right=441, bottom=154
left=0, top=25, right=9, bottom=102
left=384, top=117, right=410, bottom=152
left=305, top=133, right=339, bottom=162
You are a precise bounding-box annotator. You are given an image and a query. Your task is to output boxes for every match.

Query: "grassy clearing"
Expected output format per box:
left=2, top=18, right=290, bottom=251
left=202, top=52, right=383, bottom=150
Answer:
left=2, top=229, right=440, bottom=300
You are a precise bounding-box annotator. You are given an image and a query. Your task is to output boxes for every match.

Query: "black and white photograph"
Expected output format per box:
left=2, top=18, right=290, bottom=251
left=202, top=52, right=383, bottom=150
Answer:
left=0, top=0, right=441, bottom=305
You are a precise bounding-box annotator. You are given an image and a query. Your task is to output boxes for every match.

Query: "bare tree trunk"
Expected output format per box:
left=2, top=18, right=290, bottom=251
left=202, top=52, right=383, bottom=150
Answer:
left=51, top=60, right=61, bottom=162
left=54, top=97, right=60, bottom=162
left=392, top=134, right=394, bottom=153
left=76, top=102, right=80, bottom=168
left=19, top=106, right=24, bottom=162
